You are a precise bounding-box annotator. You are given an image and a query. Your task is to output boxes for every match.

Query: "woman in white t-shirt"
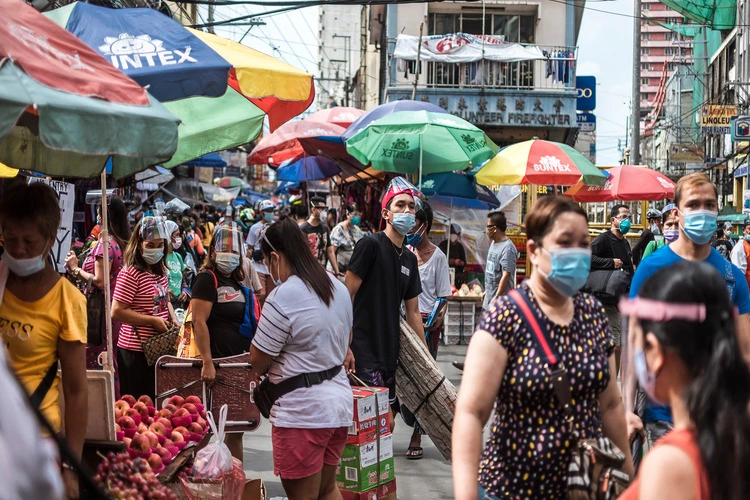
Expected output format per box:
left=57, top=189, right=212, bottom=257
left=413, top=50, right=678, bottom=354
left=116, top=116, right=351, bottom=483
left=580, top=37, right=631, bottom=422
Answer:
left=250, top=217, right=353, bottom=499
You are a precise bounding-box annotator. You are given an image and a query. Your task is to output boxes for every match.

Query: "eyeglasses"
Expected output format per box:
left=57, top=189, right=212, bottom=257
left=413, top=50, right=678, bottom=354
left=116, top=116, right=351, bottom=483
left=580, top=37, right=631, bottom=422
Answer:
left=486, top=224, right=496, bottom=228
left=614, top=215, right=632, bottom=221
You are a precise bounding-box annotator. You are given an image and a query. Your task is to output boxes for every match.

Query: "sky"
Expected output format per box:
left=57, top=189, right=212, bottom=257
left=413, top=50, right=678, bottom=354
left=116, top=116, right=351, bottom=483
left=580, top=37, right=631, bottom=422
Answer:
left=204, top=0, right=635, bottom=165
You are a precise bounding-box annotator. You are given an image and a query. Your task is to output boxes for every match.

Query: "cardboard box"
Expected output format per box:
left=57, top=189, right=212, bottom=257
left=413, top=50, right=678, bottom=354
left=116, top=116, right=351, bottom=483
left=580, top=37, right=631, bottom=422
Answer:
left=348, top=387, right=392, bottom=445
left=242, top=479, right=266, bottom=500
left=378, top=479, right=396, bottom=498
left=340, top=487, right=378, bottom=500
left=337, top=440, right=380, bottom=492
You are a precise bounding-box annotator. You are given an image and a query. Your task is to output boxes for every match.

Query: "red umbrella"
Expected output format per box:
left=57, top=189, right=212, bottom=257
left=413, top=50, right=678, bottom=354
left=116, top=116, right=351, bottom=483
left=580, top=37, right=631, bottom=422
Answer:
left=306, top=107, right=365, bottom=128
left=564, top=165, right=675, bottom=201
left=248, top=120, right=345, bottom=166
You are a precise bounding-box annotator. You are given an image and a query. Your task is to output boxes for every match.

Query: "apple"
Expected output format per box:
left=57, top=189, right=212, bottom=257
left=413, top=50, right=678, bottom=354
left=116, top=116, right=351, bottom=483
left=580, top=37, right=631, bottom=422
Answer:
left=171, top=408, right=192, bottom=428
left=137, top=422, right=148, bottom=434
left=117, top=416, right=136, bottom=430
left=156, top=409, right=173, bottom=420
left=196, top=417, right=207, bottom=430
left=124, top=408, right=142, bottom=426
left=130, top=433, right=151, bottom=453
left=132, top=402, right=150, bottom=421
left=137, top=395, right=154, bottom=408
left=168, top=395, right=185, bottom=407
left=121, top=395, right=137, bottom=406
left=188, top=422, right=204, bottom=436
left=149, top=422, right=168, bottom=437
left=122, top=436, right=132, bottom=447
left=163, top=438, right=174, bottom=448
left=173, top=426, right=190, bottom=441
left=182, top=402, right=198, bottom=415
left=199, top=409, right=207, bottom=419
left=114, top=400, right=130, bottom=419
left=185, top=395, right=202, bottom=406
left=115, top=423, right=122, bottom=432
left=156, top=418, right=172, bottom=431
left=155, top=447, right=171, bottom=462
left=164, top=404, right=178, bottom=414
left=147, top=453, right=163, bottom=470
left=170, top=430, right=185, bottom=443
left=143, top=430, right=159, bottom=448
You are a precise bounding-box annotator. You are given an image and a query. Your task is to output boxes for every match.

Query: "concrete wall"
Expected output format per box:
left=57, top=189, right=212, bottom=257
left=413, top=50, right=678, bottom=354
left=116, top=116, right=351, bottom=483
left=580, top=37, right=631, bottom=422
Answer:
left=318, top=5, right=363, bottom=108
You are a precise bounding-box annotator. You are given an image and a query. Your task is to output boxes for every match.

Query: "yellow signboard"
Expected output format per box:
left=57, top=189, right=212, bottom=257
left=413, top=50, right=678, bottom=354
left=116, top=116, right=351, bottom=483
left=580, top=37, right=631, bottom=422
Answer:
left=701, top=104, right=737, bottom=134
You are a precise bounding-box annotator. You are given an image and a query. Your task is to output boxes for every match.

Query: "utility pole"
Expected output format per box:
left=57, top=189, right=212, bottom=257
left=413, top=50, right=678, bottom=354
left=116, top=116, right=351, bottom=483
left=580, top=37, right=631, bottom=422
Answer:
left=207, top=1, right=215, bottom=34
left=411, top=22, right=424, bottom=100
left=333, top=34, right=352, bottom=106
left=631, top=0, right=641, bottom=164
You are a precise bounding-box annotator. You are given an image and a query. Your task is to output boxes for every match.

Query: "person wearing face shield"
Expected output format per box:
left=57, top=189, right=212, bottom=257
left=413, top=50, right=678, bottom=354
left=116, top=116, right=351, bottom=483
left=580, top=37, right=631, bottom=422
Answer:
left=618, top=261, right=750, bottom=500
left=0, top=182, right=88, bottom=500
left=246, top=200, right=277, bottom=306
left=641, top=204, right=678, bottom=261
left=623, top=173, right=750, bottom=453
left=163, top=220, right=190, bottom=310
left=330, top=203, right=365, bottom=274
left=112, top=216, right=178, bottom=401
left=344, top=177, right=426, bottom=434
left=452, top=196, right=632, bottom=499
left=589, top=203, right=635, bottom=374
left=632, top=209, right=663, bottom=266
left=190, top=222, right=258, bottom=462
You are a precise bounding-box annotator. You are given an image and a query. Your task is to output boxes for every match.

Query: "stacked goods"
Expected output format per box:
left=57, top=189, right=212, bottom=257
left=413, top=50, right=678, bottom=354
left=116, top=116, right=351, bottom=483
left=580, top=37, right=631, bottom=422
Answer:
left=113, top=394, right=209, bottom=472
left=93, top=451, right=178, bottom=499
left=396, top=317, right=457, bottom=460
left=338, top=387, right=396, bottom=499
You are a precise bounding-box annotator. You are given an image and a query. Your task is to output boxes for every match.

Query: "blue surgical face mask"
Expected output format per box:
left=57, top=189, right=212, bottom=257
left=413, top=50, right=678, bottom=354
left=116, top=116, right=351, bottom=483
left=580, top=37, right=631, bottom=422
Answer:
left=351, top=216, right=361, bottom=226
left=663, top=229, right=679, bottom=243
left=650, top=224, right=661, bottom=235
left=389, top=211, right=416, bottom=236
left=634, top=349, right=665, bottom=405
left=618, top=218, right=631, bottom=235
left=679, top=209, right=718, bottom=245
left=264, top=212, right=274, bottom=222
left=142, top=247, right=164, bottom=265
left=215, top=252, right=240, bottom=274
left=537, top=247, right=592, bottom=297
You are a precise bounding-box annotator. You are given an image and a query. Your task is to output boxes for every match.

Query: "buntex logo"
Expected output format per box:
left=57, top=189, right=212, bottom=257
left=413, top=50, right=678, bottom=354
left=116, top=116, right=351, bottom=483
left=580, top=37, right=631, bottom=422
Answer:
left=381, top=138, right=414, bottom=160
left=99, top=33, right=198, bottom=70
left=532, top=155, right=572, bottom=173
left=461, top=134, right=486, bottom=152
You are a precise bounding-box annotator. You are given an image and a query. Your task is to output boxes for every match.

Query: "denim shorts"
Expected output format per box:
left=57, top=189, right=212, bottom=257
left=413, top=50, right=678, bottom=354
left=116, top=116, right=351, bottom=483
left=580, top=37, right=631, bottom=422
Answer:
left=478, top=484, right=500, bottom=500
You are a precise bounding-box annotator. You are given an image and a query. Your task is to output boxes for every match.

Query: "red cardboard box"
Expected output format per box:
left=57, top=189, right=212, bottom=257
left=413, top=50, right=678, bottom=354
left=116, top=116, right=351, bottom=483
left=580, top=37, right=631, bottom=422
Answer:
left=378, top=479, right=396, bottom=498
left=340, top=487, right=378, bottom=500
left=348, top=387, right=390, bottom=445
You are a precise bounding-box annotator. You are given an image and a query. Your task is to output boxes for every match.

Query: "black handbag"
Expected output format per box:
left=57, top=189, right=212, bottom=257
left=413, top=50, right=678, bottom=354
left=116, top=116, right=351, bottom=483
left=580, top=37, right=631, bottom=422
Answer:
left=583, top=269, right=631, bottom=305
left=84, top=276, right=106, bottom=345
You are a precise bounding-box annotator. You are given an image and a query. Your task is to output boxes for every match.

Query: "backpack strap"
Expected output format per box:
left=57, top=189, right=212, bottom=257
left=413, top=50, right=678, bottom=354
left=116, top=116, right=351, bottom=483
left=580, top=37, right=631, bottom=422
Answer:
left=508, top=288, right=574, bottom=422
left=29, top=361, right=58, bottom=409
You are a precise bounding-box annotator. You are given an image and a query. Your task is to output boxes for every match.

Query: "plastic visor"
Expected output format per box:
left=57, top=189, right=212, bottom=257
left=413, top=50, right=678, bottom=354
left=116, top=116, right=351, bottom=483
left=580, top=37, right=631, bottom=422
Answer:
left=213, top=222, right=243, bottom=254
left=139, top=216, right=169, bottom=241
left=381, top=176, right=423, bottom=211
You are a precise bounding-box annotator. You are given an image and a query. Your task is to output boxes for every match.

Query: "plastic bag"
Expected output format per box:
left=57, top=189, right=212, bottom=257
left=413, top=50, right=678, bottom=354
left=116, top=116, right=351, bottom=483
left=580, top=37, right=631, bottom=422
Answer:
left=193, top=405, right=233, bottom=478
left=180, top=458, right=245, bottom=500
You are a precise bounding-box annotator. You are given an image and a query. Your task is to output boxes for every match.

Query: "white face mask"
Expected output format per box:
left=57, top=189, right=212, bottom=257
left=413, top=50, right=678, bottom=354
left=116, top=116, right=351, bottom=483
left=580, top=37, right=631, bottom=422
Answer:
left=172, top=237, right=183, bottom=249
left=142, top=247, right=164, bottom=265
left=215, top=252, right=240, bottom=274
left=450, top=234, right=458, bottom=243
left=2, top=247, right=48, bottom=277
left=269, top=253, right=282, bottom=286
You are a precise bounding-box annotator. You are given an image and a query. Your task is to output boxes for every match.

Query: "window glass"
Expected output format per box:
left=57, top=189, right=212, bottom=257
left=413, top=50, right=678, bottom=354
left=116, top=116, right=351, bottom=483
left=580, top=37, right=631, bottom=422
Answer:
left=520, top=15, right=535, bottom=43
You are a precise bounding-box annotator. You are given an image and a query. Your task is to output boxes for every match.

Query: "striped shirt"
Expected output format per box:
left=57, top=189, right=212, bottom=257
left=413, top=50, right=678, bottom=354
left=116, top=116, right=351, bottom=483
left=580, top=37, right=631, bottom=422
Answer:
left=113, top=266, right=170, bottom=351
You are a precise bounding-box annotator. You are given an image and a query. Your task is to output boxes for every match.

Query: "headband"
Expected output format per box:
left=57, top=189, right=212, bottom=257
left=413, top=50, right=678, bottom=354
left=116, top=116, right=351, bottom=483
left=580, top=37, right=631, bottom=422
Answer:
left=619, top=297, right=712, bottom=323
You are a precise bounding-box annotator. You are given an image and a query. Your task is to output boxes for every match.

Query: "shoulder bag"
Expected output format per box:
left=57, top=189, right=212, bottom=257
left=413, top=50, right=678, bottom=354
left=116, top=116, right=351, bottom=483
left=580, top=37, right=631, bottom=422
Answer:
left=176, top=270, right=218, bottom=359
left=83, top=276, right=106, bottom=345
left=134, top=319, right=180, bottom=366
left=583, top=233, right=632, bottom=305
left=508, top=288, right=630, bottom=499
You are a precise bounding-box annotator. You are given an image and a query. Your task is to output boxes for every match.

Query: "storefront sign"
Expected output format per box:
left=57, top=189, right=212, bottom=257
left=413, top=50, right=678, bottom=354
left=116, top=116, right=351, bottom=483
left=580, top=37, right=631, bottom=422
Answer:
left=734, top=164, right=748, bottom=178
left=576, top=76, right=596, bottom=111
left=393, top=33, right=544, bottom=63
left=701, top=104, right=736, bottom=134
left=577, top=112, right=596, bottom=132
left=28, top=178, right=75, bottom=273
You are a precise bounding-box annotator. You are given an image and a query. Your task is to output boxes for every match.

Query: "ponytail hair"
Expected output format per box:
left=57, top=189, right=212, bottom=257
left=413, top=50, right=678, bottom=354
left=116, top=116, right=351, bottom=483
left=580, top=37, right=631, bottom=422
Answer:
left=260, top=217, right=335, bottom=306
left=638, top=261, right=750, bottom=500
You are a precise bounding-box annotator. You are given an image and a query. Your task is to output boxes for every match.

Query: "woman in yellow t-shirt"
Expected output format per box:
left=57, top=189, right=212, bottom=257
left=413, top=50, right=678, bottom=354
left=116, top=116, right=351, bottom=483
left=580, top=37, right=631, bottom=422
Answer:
left=0, top=182, right=87, bottom=500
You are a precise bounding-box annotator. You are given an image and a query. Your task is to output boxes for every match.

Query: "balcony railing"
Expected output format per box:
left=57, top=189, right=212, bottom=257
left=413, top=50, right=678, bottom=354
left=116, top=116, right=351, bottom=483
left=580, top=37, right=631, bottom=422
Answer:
left=391, top=44, right=577, bottom=92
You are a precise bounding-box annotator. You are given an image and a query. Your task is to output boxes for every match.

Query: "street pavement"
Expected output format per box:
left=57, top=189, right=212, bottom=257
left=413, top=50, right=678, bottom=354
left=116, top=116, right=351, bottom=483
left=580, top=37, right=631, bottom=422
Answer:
left=241, top=343, right=470, bottom=499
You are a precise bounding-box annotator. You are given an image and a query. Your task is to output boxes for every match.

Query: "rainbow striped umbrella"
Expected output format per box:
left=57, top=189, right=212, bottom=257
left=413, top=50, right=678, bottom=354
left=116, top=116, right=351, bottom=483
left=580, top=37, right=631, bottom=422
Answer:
left=475, top=138, right=606, bottom=187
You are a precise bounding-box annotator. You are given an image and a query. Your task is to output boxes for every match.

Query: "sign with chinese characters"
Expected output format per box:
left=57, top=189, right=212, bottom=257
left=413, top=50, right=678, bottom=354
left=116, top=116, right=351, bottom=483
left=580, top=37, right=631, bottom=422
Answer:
left=405, top=94, right=576, bottom=128
left=577, top=112, right=596, bottom=132
left=701, top=104, right=736, bottom=135
left=576, top=76, right=596, bottom=111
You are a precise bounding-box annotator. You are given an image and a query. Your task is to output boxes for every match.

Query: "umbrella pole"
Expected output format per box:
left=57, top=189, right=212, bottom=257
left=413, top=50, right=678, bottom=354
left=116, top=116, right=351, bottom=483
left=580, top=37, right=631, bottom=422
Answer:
left=446, top=197, right=452, bottom=284
left=418, top=135, right=423, bottom=190
left=101, top=170, right=113, bottom=372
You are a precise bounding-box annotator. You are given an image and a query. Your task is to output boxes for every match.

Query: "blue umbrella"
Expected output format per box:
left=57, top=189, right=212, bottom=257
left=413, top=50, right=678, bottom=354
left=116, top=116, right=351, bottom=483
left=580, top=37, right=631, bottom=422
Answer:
left=183, top=152, right=227, bottom=168
left=276, top=156, right=341, bottom=182
left=342, top=99, right=448, bottom=141
left=275, top=181, right=299, bottom=195
left=421, top=172, right=500, bottom=209
left=47, top=2, right=231, bottom=101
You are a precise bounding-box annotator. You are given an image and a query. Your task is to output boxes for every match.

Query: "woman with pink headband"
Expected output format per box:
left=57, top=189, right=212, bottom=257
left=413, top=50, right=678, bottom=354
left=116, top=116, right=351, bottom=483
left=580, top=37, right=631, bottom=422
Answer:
left=619, top=260, right=750, bottom=499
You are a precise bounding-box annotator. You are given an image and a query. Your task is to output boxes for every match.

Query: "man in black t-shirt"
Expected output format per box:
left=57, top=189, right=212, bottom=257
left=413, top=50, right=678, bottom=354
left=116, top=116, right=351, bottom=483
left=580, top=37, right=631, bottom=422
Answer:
left=345, top=178, right=425, bottom=433
left=300, top=196, right=341, bottom=275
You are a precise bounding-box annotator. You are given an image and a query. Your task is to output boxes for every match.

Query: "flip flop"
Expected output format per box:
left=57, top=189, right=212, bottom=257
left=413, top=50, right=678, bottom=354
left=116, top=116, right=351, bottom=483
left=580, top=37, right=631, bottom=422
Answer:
left=452, top=361, right=465, bottom=371
left=406, top=446, right=423, bottom=460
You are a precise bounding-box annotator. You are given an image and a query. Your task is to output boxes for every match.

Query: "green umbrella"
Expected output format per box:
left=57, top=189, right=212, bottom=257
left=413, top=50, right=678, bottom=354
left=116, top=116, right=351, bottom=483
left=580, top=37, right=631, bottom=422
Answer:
left=345, top=110, right=498, bottom=186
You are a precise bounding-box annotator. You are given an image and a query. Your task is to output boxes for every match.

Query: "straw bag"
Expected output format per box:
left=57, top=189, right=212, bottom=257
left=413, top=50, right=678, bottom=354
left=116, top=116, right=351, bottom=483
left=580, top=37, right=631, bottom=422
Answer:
left=508, top=289, right=630, bottom=499
left=134, top=324, right=180, bottom=366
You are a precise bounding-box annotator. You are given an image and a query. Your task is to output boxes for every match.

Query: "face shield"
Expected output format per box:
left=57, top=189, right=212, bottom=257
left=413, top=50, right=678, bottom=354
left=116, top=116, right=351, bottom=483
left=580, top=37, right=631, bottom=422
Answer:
left=380, top=177, right=423, bottom=212
left=139, top=216, right=169, bottom=241
left=213, top=222, right=243, bottom=254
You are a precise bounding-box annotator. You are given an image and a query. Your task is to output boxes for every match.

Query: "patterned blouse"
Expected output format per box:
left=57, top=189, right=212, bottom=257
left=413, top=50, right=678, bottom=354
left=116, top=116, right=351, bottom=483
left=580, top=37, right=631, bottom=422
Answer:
left=477, top=281, right=615, bottom=499
left=330, top=222, right=364, bottom=250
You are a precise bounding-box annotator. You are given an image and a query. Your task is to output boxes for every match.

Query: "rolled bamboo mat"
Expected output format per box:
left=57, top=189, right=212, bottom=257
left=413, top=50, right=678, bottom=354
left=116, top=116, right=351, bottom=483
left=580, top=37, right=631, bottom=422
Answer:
left=395, top=317, right=457, bottom=461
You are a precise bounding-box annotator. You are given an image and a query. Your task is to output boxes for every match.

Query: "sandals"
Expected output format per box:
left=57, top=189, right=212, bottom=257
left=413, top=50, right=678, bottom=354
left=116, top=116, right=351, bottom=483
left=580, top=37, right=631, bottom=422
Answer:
left=452, top=361, right=465, bottom=371
left=406, top=446, right=423, bottom=460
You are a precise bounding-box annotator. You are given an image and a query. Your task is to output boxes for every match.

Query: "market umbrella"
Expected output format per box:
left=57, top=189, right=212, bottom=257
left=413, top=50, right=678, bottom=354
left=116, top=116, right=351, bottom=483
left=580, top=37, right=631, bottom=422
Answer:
left=307, top=106, right=365, bottom=128
left=217, top=176, right=249, bottom=189
left=46, top=3, right=315, bottom=167
left=276, top=156, right=341, bottom=182
left=248, top=120, right=346, bottom=166
left=346, top=110, right=498, bottom=186
left=299, top=135, right=385, bottom=183
left=563, top=165, right=675, bottom=201
left=343, top=99, right=448, bottom=140
left=183, top=152, right=227, bottom=168
left=475, top=138, right=606, bottom=187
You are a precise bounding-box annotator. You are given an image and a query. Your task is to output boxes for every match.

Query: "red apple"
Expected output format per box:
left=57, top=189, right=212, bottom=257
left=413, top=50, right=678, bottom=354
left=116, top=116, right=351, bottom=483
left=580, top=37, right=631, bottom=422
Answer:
left=147, top=453, right=163, bottom=470
left=115, top=423, right=122, bottom=432
left=173, top=426, right=190, bottom=440
left=182, top=402, right=198, bottom=414
left=171, top=408, right=192, bottom=428
left=199, top=409, right=207, bottom=419
left=116, top=416, right=136, bottom=430
left=149, top=422, right=168, bottom=437
left=114, top=400, right=130, bottom=419
left=123, top=409, right=141, bottom=426
left=137, top=422, right=148, bottom=434
left=156, top=418, right=172, bottom=431
left=143, top=430, right=159, bottom=448
left=121, top=394, right=137, bottom=406
left=164, top=404, right=178, bottom=414
left=132, top=402, right=150, bottom=420
left=168, top=395, right=185, bottom=407
left=170, top=430, right=185, bottom=443
left=123, top=436, right=132, bottom=447
left=163, top=438, right=174, bottom=448
left=155, top=446, right=171, bottom=462
left=130, top=433, right=151, bottom=453
left=196, top=416, right=207, bottom=430
left=138, top=395, right=154, bottom=408
left=156, top=409, right=173, bottom=420
left=188, top=422, right=204, bottom=436
left=185, top=395, right=202, bottom=406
